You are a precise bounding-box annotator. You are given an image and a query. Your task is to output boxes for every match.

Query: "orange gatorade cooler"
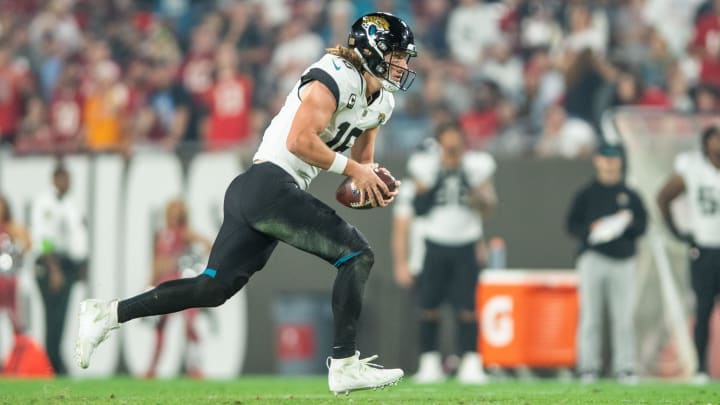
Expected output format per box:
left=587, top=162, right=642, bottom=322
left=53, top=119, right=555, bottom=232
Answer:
left=477, top=270, right=578, bottom=367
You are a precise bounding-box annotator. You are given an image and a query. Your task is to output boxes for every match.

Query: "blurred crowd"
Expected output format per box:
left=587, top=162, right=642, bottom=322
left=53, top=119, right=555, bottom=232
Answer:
left=0, top=0, right=718, bottom=160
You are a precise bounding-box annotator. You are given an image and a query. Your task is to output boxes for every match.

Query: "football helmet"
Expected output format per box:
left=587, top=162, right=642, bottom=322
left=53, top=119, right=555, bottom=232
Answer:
left=348, top=12, right=417, bottom=92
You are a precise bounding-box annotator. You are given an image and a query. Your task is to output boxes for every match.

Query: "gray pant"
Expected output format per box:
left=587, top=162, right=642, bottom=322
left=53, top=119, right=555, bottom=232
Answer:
left=576, top=250, right=636, bottom=375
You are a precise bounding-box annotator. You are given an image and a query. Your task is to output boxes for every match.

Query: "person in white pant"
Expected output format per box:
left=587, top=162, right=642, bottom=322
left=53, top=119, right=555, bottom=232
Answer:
left=566, top=144, right=647, bottom=384
left=392, top=123, right=497, bottom=384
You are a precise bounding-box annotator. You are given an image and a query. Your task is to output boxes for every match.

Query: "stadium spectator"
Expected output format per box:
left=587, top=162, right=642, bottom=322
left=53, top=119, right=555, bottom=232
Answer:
left=535, top=103, right=596, bottom=159
left=221, top=1, right=272, bottom=90
left=47, top=54, right=85, bottom=152
left=31, top=161, right=88, bottom=375
left=638, top=28, right=675, bottom=89
left=27, top=0, right=83, bottom=60
left=477, top=37, right=524, bottom=103
left=180, top=22, right=219, bottom=100
left=76, top=12, right=415, bottom=396
left=566, top=144, right=647, bottom=384
left=657, top=125, right=720, bottom=385
left=459, top=79, right=503, bottom=150
left=561, top=47, right=616, bottom=130
left=14, top=96, right=51, bottom=154
left=134, top=58, right=192, bottom=152
left=485, top=99, right=534, bottom=158
left=609, top=0, right=651, bottom=66
left=516, top=0, right=564, bottom=51
left=0, top=39, right=34, bottom=147
left=693, top=84, right=720, bottom=113
left=268, top=19, right=324, bottom=109
left=666, top=62, right=694, bottom=112
left=413, top=0, right=451, bottom=60
left=0, top=0, right=713, bottom=161
left=394, top=122, right=497, bottom=384
left=605, top=67, right=672, bottom=110
left=689, top=0, right=720, bottom=87
left=0, top=194, right=32, bottom=335
left=83, top=59, right=129, bottom=153
left=381, top=92, right=431, bottom=154
left=145, top=199, right=212, bottom=379
left=520, top=47, right=565, bottom=134
left=201, top=43, right=255, bottom=152
left=561, top=2, right=609, bottom=56
left=325, top=0, right=355, bottom=47
left=446, top=0, right=502, bottom=66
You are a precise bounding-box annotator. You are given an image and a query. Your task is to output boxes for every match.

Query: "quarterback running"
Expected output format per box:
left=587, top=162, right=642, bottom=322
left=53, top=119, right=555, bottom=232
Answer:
left=75, top=12, right=417, bottom=396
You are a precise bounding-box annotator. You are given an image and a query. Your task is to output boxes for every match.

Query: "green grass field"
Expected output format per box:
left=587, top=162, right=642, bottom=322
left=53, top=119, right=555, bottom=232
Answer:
left=0, top=376, right=717, bottom=404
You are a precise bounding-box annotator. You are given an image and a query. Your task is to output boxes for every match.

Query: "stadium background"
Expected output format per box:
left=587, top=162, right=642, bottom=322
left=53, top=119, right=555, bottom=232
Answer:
left=0, top=0, right=718, bottom=380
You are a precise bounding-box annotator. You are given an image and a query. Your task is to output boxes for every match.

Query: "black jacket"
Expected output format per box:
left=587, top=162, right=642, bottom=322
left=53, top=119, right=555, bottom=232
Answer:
left=566, top=179, right=647, bottom=259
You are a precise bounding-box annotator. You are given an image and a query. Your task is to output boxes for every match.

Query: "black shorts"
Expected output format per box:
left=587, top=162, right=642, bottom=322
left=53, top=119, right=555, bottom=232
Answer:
left=205, top=162, right=370, bottom=296
left=418, top=240, right=479, bottom=312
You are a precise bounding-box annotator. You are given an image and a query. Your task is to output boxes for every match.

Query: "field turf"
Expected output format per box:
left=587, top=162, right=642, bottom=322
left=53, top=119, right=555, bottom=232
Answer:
left=0, top=376, right=717, bottom=404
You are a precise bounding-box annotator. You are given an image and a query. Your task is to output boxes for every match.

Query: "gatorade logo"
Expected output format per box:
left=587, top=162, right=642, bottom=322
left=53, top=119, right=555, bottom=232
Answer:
left=482, top=295, right=514, bottom=347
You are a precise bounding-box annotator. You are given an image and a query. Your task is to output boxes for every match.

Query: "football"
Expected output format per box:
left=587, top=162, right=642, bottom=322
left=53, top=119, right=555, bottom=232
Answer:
left=336, top=168, right=398, bottom=209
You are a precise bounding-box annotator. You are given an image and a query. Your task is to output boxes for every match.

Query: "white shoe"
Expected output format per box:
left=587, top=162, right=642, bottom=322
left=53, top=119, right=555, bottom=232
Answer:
left=414, top=351, right=446, bottom=383
left=327, top=351, right=403, bottom=396
left=456, top=352, right=488, bottom=384
left=691, top=372, right=709, bottom=385
left=579, top=371, right=599, bottom=384
left=616, top=371, right=639, bottom=385
left=75, top=299, right=119, bottom=369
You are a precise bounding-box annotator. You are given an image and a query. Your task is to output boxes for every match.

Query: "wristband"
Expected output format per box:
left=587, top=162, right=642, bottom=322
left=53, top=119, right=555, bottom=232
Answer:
left=327, top=152, right=348, bottom=174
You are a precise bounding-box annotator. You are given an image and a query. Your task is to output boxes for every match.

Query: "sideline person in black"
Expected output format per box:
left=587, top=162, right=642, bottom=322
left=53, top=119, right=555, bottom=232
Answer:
left=566, top=144, right=647, bottom=384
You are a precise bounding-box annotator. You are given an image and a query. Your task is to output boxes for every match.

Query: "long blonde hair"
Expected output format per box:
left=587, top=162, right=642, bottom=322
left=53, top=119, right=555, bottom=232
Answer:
left=326, top=45, right=364, bottom=71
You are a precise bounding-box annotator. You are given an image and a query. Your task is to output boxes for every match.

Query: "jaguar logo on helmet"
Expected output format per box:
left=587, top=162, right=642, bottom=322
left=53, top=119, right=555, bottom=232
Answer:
left=361, top=15, right=390, bottom=33
left=347, top=12, right=418, bottom=93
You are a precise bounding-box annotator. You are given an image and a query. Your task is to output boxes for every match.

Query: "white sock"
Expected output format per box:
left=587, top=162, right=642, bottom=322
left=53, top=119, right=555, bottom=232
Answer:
left=109, top=300, right=119, bottom=328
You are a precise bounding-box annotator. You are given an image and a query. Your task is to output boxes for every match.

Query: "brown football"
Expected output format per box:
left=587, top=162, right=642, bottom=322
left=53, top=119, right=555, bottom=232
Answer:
left=336, top=168, right=398, bottom=209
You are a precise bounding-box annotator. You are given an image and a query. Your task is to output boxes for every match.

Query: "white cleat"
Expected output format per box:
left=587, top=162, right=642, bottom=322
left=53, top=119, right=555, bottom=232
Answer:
left=327, top=351, right=403, bottom=395
left=691, top=372, right=709, bottom=385
left=414, top=351, right=446, bottom=384
left=456, top=352, right=489, bottom=384
left=75, top=299, right=119, bottom=369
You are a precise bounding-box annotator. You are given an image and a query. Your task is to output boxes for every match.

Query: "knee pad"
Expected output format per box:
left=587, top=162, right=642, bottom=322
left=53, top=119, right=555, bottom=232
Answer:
left=356, top=248, right=374, bottom=269
left=335, top=245, right=374, bottom=269
left=192, top=276, right=229, bottom=307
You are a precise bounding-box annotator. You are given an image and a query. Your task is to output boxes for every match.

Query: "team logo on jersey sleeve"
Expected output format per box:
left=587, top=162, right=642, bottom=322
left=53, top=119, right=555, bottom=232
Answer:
left=347, top=94, right=356, bottom=108
left=377, top=113, right=386, bottom=125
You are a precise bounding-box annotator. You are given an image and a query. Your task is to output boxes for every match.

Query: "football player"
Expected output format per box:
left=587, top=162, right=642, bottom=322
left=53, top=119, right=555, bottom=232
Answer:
left=75, top=12, right=416, bottom=395
left=393, top=122, right=497, bottom=384
left=657, top=125, right=720, bottom=385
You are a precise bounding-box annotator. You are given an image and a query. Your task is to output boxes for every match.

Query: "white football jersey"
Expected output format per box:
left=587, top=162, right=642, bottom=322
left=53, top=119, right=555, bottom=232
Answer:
left=393, top=179, right=426, bottom=275
left=675, top=151, right=720, bottom=247
left=407, top=149, right=496, bottom=245
left=254, top=53, right=395, bottom=190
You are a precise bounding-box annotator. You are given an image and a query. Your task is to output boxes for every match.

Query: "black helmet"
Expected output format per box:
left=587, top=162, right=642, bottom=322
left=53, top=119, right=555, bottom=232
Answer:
left=348, top=12, right=417, bottom=92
